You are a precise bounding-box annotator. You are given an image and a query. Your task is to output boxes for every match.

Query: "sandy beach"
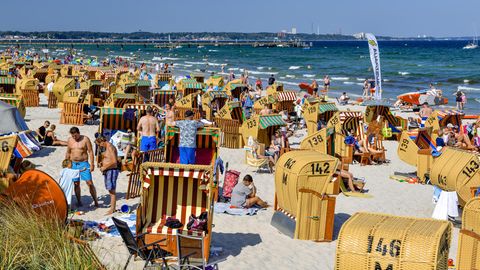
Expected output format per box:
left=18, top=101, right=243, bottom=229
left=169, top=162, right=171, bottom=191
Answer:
left=20, top=95, right=459, bottom=270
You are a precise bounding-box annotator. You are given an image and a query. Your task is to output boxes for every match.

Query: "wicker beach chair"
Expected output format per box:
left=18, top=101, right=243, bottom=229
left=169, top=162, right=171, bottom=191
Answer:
left=136, top=163, right=216, bottom=262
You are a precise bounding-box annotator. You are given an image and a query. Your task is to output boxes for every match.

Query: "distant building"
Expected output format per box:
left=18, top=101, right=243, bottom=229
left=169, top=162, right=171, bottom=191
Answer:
left=353, top=32, right=366, bottom=39
left=291, top=28, right=297, bottom=35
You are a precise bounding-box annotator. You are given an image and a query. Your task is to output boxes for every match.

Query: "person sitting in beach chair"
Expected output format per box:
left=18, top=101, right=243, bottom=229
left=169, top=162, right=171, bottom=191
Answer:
left=339, top=92, right=350, bottom=105
left=259, top=105, right=271, bottom=116
left=452, top=125, right=477, bottom=151
left=337, top=168, right=365, bottom=193
left=231, top=174, right=268, bottom=208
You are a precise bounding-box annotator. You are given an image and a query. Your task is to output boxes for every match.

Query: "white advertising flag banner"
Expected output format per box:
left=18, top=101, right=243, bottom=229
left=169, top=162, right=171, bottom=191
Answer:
left=366, top=33, right=382, bottom=100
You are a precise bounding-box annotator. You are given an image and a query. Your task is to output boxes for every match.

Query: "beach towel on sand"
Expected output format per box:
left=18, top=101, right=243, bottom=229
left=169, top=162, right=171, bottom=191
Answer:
left=214, top=202, right=260, bottom=216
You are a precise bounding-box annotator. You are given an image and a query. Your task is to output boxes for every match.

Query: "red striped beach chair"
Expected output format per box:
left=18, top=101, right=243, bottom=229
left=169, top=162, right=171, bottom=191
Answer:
left=137, top=162, right=216, bottom=261
left=274, top=91, right=297, bottom=113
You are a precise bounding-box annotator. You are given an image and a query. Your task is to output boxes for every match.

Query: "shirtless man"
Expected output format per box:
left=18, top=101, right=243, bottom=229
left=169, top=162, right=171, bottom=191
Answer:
left=96, top=136, right=119, bottom=215
left=65, top=127, right=98, bottom=207
left=137, top=106, right=160, bottom=152
left=419, top=102, right=433, bottom=119
left=164, top=103, right=175, bottom=126
left=259, top=105, right=271, bottom=116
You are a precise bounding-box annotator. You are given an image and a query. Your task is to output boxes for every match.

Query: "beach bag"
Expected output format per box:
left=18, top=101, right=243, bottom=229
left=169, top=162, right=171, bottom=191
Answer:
left=165, top=217, right=183, bottom=229
left=187, top=212, right=208, bottom=232
left=222, top=170, right=240, bottom=199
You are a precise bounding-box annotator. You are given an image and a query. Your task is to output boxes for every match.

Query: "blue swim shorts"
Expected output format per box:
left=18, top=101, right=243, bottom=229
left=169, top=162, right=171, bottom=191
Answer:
left=140, top=136, right=157, bottom=152
left=71, top=161, right=92, bottom=181
left=103, top=168, right=119, bottom=191
left=179, top=147, right=196, bottom=165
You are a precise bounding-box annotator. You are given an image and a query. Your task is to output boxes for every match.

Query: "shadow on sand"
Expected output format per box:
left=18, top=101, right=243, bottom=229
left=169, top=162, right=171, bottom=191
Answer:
left=29, top=146, right=57, bottom=158
left=211, top=232, right=262, bottom=259
left=333, top=213, right=351, bottom=241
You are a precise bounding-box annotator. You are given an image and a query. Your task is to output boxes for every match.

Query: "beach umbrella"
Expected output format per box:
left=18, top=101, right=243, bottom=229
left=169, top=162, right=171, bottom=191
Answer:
left=0, top=101, right=29, bottom=134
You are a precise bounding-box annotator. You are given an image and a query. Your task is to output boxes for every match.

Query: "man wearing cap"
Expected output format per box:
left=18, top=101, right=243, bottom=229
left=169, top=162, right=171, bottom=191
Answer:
left=172, top=110, right=205, bottom=164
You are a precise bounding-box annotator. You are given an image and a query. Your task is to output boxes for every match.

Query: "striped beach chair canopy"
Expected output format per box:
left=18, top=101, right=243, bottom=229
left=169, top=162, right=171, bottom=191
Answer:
left=124, top=103, right=165, bottom=118
left=88, top=80, right=103, bottom=86
left=318, top=102, right=339, bottom=114
left=208, top=90, right=229, bottom=100
left=99, top=107, right=138, bottom=133
left=137, top=162, right=214, bottom=258
left=258, top=114, right=286, bottom=129
left=339, top=111, right=363, bottom=134
left=364, top=104, right=399, bottom=127
left=153, top=89, right=176, bottom=107
left=104, top=93, right=137, bottom=108
left=137, top=80, right=151, bottom=88
left=275, top=91, right=297, bottom=102
left=437, top=110, right=464, bottom=127
left=179, top=79, right=204, bottom=89
left=0, top=76, right=16, bottom=85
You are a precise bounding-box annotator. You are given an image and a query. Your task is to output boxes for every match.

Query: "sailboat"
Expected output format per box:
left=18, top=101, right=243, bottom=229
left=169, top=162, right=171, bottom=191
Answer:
left=463, top=34, right=478, bottom=49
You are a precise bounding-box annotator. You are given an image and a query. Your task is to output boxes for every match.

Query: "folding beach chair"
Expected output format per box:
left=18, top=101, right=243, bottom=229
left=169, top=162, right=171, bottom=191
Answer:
left=245, top=145, right=272, bottom=173
left=176, top=231, right=223, bottom=270
left=112, top=217, right=169, bottom=270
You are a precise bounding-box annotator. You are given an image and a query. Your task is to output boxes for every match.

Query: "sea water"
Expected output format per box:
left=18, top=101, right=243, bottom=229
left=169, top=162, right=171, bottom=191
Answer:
left=6, top=40, right=480, bottom=114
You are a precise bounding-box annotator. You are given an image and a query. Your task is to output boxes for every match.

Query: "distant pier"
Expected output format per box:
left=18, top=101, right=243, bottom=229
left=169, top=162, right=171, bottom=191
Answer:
left=0, top=39, right=311, bottom=48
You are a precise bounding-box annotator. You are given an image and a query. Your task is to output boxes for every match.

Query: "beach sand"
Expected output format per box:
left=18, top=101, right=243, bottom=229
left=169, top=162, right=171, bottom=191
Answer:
left=23, top=96, right=459, bottom=269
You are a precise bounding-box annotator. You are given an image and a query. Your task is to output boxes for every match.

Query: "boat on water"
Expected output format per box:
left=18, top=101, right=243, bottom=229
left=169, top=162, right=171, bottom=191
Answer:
left=397, top=88, right=448, bottom=106
left=463, top=35, right=478, bottom=49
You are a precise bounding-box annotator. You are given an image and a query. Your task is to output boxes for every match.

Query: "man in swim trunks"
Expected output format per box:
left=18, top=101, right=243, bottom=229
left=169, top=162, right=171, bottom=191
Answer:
left=65, top=127, right=99, bottom=207
left=323, top=75, right=330, bottom=92
left=96, top=136, right=119, bottom=215
left=137, top=106, right=160, bottom=152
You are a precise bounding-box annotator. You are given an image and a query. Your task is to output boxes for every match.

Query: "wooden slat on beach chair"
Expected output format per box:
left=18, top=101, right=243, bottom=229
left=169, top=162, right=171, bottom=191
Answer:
left=47, top=91, right=58, bottom=108
left=126, top=149, right=165, bottom=199
left=20, top=89, right=39, bottom=107
left=214, top=117, right=242, bottom=148
left=61, top=102, right=85, bottom=125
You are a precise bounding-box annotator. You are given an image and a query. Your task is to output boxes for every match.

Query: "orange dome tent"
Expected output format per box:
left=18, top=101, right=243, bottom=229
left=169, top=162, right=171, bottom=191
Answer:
left=4, top=169, right=67, bottom=222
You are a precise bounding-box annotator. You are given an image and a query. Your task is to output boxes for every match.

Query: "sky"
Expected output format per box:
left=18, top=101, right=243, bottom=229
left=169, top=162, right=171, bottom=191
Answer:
left=0, top=0, right=479, bottom=37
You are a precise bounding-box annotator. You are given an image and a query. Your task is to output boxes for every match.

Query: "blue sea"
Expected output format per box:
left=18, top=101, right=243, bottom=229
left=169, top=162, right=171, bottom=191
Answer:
left=5, top=40, right=480, bottom=113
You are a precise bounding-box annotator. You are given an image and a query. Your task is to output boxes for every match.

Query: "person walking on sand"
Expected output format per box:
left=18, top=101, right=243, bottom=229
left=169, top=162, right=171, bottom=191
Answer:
left=363, top=78, right=369, bottom=98
left=311, top=79, right=319, bottom=97
left=172, top=110, right=206, bottom=164
left=323, top=75, right=330, bottom=92
left=96, top=136, right=119, bottom=215
left=137, top=106, right=160, bottom=152
left=65, top=127, right=99, bottom=208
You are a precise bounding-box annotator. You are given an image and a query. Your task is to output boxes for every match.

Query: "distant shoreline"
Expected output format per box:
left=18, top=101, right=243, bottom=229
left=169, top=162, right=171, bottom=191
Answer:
left=0, top=31, right=476, bottom=43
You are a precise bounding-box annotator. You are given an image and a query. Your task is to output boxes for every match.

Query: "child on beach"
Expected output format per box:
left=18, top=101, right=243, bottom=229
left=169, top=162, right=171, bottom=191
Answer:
left=231, top=175, right=268, bottom=208
left=59, top=159, right=83, bottom=207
